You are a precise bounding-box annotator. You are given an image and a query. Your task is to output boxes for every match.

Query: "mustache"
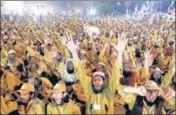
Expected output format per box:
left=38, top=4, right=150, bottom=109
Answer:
left=67, top=68, right=74, bottom=74
left=92, top=84, right=104, bottom=94
left=28, top=64, right=39, bottom=71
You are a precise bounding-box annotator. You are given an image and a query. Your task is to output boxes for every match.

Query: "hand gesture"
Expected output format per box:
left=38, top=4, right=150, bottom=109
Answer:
left=144, top=49, right=153, bottom=67
left=116, top=32, right=128, bottom=53
left=65, top=33, right=78, bottom=53
left=163, top=88, right=175, bottom=100
left=109, top=29, right=114, bottom=38
left=137, top=86, right=147, bottom=96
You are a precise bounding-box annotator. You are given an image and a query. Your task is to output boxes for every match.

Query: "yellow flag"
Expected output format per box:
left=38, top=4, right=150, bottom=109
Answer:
left=73, top=14, right=78, bottom=24
left=107, top=16, right=110, bottom=25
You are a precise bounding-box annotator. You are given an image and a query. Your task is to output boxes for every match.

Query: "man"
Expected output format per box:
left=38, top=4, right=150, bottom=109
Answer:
left=85, top=41, right=96, bottom=63
left=55, top=51, right=65, bottom=74
left=149, top=66, right=163, bottom=85
left=47, top=81, right=81, bottom=114
left=79, top=50, right=95, bottom=76
left=62, top=58, right=78, bottom=85
left=0, top=62, right=21, bottom=94
left=28, top=77, right=53, bottom=104
left=27, top=53, right=47, bottom=78
left=122, top=80, right=176, bottom=114
left=17, top=83, right=45, bottom=114
left=1, top=95, right=19, bottom=115
left=6, top=49, right=26, bottom=79
left=64, top=34, right=127, bottom=114
left=120, top=61, right=140, bottom=87
left=33, top=37, right=44, bottom=56
left=91, top=62, right=110, bottom=88
left=0, top=63, right=22, bottom=115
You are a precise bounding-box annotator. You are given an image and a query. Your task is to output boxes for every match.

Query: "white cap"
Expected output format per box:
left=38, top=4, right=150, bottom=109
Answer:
left=8, top=50, right=16, bottom=55
left=97, top=62, right=105, bottom=67
left=93, top=71, right=105, bottom=79
left=80, top=50, right=86, bottom=54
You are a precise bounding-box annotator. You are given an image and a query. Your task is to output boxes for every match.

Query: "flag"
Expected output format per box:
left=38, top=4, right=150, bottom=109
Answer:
left=107, top=16, right=110, bottom=25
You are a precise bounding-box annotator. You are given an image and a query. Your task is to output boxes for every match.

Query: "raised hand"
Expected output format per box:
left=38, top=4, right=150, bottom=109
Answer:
left=109, top=29, right=114, bottom=39
left=65, top=33, right=78, bottom=53
left=138, top=86, right=147, bottom=96
left=144, top=49, right=153, bottom=67
left=163, top=88, right=175, bottom=100
left=65, top=33, right=79, bottom=59
left=116, top=32, right=128, bottom=53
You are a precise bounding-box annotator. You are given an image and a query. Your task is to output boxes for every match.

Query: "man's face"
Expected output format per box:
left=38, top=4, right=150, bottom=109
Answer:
left=47, top=43, right=52, bottom=49
left=87, top=43, right=92, bottom=50
left=30, top=56, right=38, bottom=64
left=145, top=89, right=159, bottom=103
left=80, top=53, right=86, bottom=60
left=97, top=46, right=102, bottom=52
left=8, top=54, right=16, bottom=63
left=123, top=63, right=131, bottom=72
left=67, top=61, right=74, bottom=70
left=152, top=70, right=162, bottom=79
left=57, top=53, right=62, bottom=61
left=92, top=76, right=104, bottom=93
left=52, top=92, right=63, bottom=105
left=20, top=93, right=32, bottom=103
left=33, top=39, right=38, bottom=45
left=96, top=65, right=104, bottom=72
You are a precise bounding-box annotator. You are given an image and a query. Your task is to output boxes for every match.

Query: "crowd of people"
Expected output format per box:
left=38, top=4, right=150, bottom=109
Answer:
left=0, top=11, right=175, bottom=115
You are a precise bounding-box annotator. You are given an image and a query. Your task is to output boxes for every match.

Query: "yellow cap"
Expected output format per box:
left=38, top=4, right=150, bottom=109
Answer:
left=93, top=71, right=105, bottom=79
left=145, top=80, right=159, bottom=90
left=51, top=81, right=66, bottom=93
left=8, top=50, right=16, bottom=55
left=80, top=50, right=86, bottom=54
left=30, top=53, right=40, bottom=60
left=97, top=62, right=105, bottom=67
left=18, top=83, right=35, bottom=94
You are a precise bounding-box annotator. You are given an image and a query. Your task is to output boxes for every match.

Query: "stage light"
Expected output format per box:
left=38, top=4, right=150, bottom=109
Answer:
left=89, top=8, right=96, bottom=15
left=117, top=2, right=121, bottom=6
left=3, top=1, right=24, bottom=15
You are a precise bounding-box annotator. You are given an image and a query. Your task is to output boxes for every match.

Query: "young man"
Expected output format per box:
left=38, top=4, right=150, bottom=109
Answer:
left=47, top=81, right=81, bottom=114
left=17, top=83, right=45, bottom=114
left=122, top=80, right=176, bottom=114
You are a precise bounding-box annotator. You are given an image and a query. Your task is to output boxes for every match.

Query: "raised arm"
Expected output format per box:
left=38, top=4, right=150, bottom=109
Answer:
left=65, top=34, right=89, bottom=90
left=110, top=32, right=128, bottom=87
left=161, top=63, right=175, bottom=88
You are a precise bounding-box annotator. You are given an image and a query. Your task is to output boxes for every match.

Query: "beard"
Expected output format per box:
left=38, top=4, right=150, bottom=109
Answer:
left=8, top=57, right=16, bottom=63
left=150, top=74, right=162, bottom=85
left=92, top=84, right=104, bottom=94
left=18, top=97, right=31, bottom=107
left=144, top=96, right=157, bottom=106
left=0, top=70, right=3, bottom=77
left=123, top=71, right=132, bottom=78
left=80, top=59, right=86, bottom=64
left=67, top=68, right=74, bottom=74
left=57, top=57, right=62, bottom=62
left=28, top=63, right=39, bottom=72
left=88, top=47, right=92, bottom=50
left=96, top=52, right=100, bottom=56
